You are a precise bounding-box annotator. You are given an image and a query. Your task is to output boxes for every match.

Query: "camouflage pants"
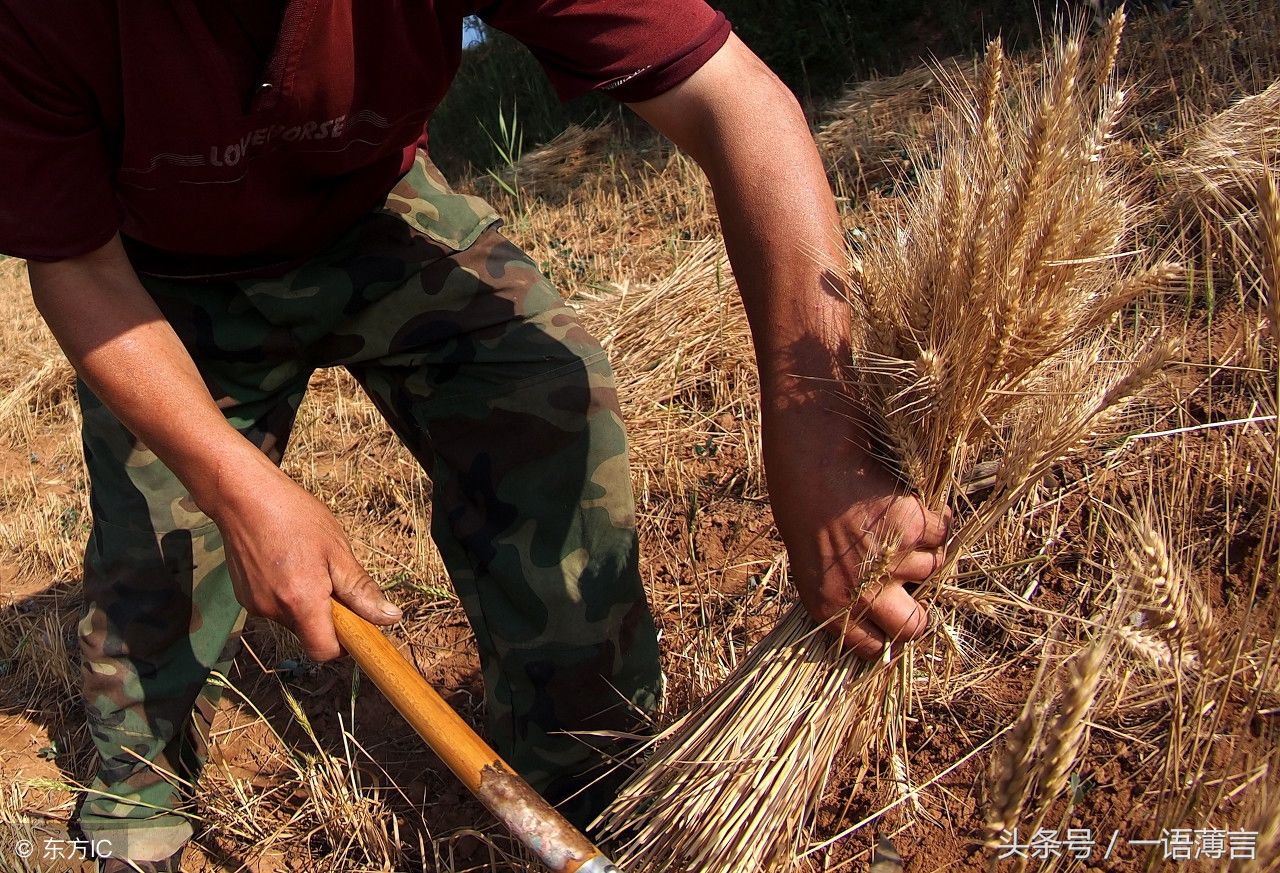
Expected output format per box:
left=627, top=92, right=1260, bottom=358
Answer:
left=74, top=155, right=662, bottom=861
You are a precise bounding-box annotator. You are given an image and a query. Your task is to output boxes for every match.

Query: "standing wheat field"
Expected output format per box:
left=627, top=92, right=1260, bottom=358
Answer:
left=2, top=2, right=1279, bottom=871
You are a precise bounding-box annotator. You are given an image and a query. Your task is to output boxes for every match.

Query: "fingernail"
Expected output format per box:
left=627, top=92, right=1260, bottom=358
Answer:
left=380, top=602, right=402, bottom=618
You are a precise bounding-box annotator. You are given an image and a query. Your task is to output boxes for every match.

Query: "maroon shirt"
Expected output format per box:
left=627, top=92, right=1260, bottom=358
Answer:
left=0, top=1, right=731, bottom=277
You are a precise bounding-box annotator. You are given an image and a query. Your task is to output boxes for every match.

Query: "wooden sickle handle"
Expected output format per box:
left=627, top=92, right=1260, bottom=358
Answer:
left=330, top=601, right=622, bottom=873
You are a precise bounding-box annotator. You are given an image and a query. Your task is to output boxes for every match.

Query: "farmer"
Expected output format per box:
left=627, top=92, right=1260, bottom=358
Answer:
left=0, top=2, right=949, bottom=869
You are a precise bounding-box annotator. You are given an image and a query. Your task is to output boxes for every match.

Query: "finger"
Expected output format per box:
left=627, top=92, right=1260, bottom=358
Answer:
left=292, top=609, right=343, bottom=662
left=824, top=604, right=885, bottom=660
left=890, top=545, right=946, bottom=582
left=860, top=582, right=929, bottom=644
left=331, top=561, right=402, bottom=627
left=912, top=506, right=951, bottom=550
left=838, top=614, right=889, bottom=659
left=805, top=591, right=890, bottom=659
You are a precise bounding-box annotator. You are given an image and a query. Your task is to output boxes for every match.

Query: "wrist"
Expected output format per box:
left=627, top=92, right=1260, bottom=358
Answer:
left=754, top=324, right=854, bottom=410
left=185, top=436, right=285, bottom=523
left=759, top=385, right=882, bottom=479
left=760, top=371, right=859, bottom=430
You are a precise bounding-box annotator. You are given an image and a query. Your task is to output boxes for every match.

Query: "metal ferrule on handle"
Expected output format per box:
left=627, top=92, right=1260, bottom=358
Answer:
left=330, top=601, right=622, bottom=873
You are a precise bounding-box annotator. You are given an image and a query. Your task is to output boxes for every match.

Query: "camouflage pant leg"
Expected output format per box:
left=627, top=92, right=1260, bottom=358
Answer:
left=242, top=155, right=662, bottom=823
left=75, top=291, right=312, bottom=861
left=74, top=151, right=660, bottom=852
left=334, top=229, right=662, bottom=824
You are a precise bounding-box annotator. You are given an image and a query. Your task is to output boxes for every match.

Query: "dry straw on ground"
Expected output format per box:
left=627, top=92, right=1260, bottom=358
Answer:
left=575, top=239, right=759, bottom=497
left=481, top=123, right=616, bottom=203
left=597, top=15, right=1186, bottom=870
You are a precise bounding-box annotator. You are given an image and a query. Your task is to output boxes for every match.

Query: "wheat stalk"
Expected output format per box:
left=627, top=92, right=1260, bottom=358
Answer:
left=1260, top=171, right=1280, bottom=337
left=1029, top=643, right=1107, bottom=819
left=1125, top=521, right=1211, bottom=661
left=983, top=658, right=1050, bottom=847
left=1164, top=79, right=1280, bottom=295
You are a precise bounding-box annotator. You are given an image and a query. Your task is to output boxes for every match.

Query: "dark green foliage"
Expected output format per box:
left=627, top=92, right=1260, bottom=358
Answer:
left=716, top=0, right=1056, bottom=103
left=429, top=3, right=1062, bottom=178
left=428, top=20, right=626, bottom=179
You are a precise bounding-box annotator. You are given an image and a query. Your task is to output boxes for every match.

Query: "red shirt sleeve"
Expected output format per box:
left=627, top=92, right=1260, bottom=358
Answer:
left=474, top=0, right=732, bottom=103
left=0, top=10, right=119, bottom=262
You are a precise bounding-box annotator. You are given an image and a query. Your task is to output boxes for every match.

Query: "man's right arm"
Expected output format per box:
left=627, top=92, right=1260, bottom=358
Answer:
left=31, top=235, right=276, bottom=511
left=28, top=235, right=401, bottom=659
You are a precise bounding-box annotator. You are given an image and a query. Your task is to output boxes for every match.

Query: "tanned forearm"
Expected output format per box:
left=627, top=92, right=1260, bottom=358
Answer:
left=629, top=34, right=850, bottom=417
left=28, top=234, right=277, bottom=515
left=631, top=34, right=948, bottom=656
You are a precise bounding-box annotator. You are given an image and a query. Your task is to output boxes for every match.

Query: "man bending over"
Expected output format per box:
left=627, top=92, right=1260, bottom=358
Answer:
left=0, top=2, right=947, bottom=869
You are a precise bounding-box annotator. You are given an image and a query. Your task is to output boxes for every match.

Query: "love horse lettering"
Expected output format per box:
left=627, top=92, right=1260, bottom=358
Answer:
left=208, top=114, right=350, bottom=167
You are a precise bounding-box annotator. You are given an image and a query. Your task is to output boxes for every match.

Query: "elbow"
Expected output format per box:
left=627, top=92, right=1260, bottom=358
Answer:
left=27, top=233, right=126, bottom=305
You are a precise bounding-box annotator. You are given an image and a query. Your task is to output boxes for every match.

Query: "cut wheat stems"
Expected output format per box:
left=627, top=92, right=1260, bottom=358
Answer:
left=596, top=14, right=1182, bottom=871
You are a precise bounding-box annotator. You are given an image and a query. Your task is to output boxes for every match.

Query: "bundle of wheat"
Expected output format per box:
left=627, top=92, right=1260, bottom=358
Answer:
left=596, top=14, right=1183, bottom=870
left=815, top=57, right=1046, bottom=197
left=1163, top=80, right=1280, bottom=291
left=1108, top=0, right=1271, bottom=134
left=815, top=65, right=955, bottom=194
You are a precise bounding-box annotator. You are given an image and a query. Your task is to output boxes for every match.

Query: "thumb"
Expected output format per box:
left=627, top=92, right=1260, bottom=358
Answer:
left=330, top=558, right=402, bottom=627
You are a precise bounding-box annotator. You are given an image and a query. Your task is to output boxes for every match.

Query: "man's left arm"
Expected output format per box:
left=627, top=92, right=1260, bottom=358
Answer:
left=627, top=34, right=948, bottom=657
